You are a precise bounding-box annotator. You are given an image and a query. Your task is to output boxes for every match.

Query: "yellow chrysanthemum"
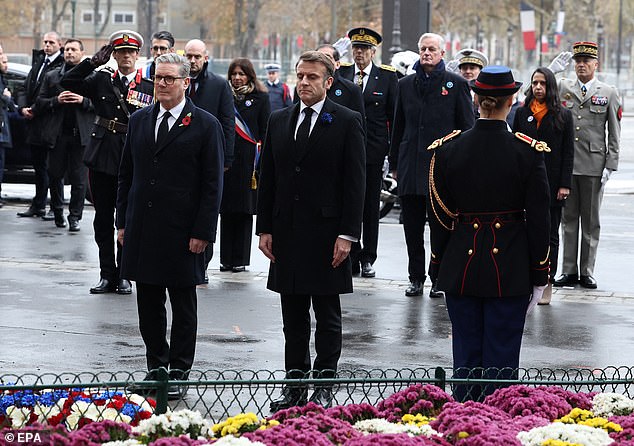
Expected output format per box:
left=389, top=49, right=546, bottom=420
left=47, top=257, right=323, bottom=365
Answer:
left=541, top=440, right=583, bottom=446
left=401, top=413, right=432, bottom=426
left=457, top=431, right=469, bottom=439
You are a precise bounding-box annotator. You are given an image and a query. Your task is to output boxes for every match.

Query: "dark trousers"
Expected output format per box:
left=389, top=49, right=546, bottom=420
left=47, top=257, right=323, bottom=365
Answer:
left=49, top=133, right=87, bottom=220
left=136, top=282, right=198, bottom=372
left=30, top=144, right=63, bottom=211
left=446, top=293, right=529, bottom=402
left=351, top=163, right=382, bottom=265
left=400, top=194, right=428, bottom=282
left=0, top=146, right=4, bottom=195
left=550, top=206, right=562, bottom=279
left=280, top=293, right=342, bottom=378
left=89, top=169, right=120, bottom=281
left=219, top=212, right=253, bottom=267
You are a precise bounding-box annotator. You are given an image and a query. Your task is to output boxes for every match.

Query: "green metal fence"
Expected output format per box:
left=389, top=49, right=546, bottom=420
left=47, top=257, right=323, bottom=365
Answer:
left=2, top=367, right=634, bottom=424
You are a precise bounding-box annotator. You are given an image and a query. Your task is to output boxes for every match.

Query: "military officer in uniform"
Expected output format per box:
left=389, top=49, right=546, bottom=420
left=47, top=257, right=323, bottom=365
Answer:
left=553, top=41, right=621, bottom=290
left=61, top=30, right=154, bottom=295
left=428, top=66, right=550, bottom=401
left=452, top=48, right=488, bottom=81
left=339, top=27, right=397, bottom=278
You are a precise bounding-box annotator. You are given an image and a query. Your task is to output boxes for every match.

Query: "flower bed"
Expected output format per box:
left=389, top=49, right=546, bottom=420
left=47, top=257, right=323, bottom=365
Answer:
left=2, top=385, right=634, bottom=445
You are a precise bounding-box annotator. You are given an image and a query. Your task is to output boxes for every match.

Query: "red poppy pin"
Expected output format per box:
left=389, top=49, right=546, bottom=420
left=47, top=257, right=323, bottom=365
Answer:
left=179, top=112, right=192, bottom=127
left=441, top=87, right=448, bottom=96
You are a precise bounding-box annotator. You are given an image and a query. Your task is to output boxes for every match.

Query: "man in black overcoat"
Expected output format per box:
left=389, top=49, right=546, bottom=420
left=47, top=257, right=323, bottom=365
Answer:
left=390, top=32, right=475, bottom=298
left=16, top=31, right=64, bottom=219
left=257, top=51, right=365, bottom=411
left=117, top=53, right=224, bottom=398
left=338, top=27, right=397, bottom=279
left=184, top=39, right=235, bottom=279
left=35, top=39, right=95, bottom=231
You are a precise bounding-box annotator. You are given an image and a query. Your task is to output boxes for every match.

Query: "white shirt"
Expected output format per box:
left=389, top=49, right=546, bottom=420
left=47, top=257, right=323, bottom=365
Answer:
left=578, top=77, right=596, bottom=94
left=120, top=72, right=136, bottom=87
left=37, top=51, right=61, bottom=80
left=155, top=98, right=186, bottom=141
left=294, top=98, right=325, bottom=139
left=354, top=61, right=373, bottom=92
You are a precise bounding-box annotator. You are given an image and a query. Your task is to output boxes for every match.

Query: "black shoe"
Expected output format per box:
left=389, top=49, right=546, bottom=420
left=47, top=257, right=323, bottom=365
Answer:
left=553, top=273, right=578, bottom=287
left=126, top=371, right=158, bottom=396
left=429, top=283, right=444, bottom=298
left=17, top=207, right=45, bottom=218
left=117, top=279, right=132, bottom=294
left=309, top=387, right=334, bottom=408
left=90, top=278, right=116, bottom=294
left=405, top=280, right=424, bottom=297
left=269, top=386, right=308, bottom=413
left=68, top=217, right=80, bottom=232
left=167, top=370, right=189, bottom=400
left=219, top=264, right=233, bottom=272
left=351, top=261, right=360, bottom=275
left=202, top=273, right=209, bottom=284
left=41, top=210, right=56, bottom=221
left=579, top=275, right=598, bottom=289
left=54, top=213, right=67, bottom=228
left=361, top=262, right=375, bottom=278
left=232, top=266, right=246, bottom=272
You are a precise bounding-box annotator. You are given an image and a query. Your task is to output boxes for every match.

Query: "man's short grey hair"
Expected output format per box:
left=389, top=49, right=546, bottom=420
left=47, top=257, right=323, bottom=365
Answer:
left=156, top=53, right=190, bottom=78
left=418, top=33, right=445, bottom=51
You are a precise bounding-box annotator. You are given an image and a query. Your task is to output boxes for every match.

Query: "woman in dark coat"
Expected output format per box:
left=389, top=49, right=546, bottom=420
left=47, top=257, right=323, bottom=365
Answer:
left=513, top=67, right=574, bottom=304
left=429, top=66, right=550, bottom=402
left=220, top=58, right=270, bottom=272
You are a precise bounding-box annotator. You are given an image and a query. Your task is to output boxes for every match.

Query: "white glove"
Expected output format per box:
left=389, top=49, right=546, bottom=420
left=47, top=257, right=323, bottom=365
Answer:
left=445, top=59, right=460, bottom=73
left=333, top=37, right=351, bottom=59
left=527, top=285, right=547, bottom=314
left=601, top=168, right=612, bottom=186
left=547, top=51, right=573, bottom=74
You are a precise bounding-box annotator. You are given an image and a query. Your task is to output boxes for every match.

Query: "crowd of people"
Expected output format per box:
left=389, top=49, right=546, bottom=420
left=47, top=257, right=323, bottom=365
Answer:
left=0, top=26, right=621, bottom=406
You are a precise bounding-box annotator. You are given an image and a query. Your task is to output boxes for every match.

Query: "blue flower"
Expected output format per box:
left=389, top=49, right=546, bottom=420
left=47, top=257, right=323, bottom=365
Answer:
left=320, top=112, right=334, bottom=124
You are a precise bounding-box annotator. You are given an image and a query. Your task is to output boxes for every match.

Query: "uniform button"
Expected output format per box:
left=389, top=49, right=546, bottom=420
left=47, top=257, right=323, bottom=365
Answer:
left=473, top=223, right=479, bottom=229
left=492, top=248, right=499, bottom=254
left=375, top=102, right=379, bottom=106
left=117, top=105, right=121, bottom=109
left=495, top=222, right=501, bottom=229
left=91, top=133, right=96, bottom=136
left=294, top=195, right=299, bottom=201
left=576, top=126, right=580, bottom=130
left=468, top=249, right=473, bottom=255
left=295, top=166, right=301, bottom=172
left=575, top=137, right=579, bottom=141
left=150, top=179, right=156, bottom=185
left=579, top=105, right=584, bottom=109
left=578, top=115, right=582, bottom=119
left=114, top=117, right=118, bottom=121
left=148, top=201, right=153, bottom=207
left=101, top=96, right=106, bottom=100
left=120, top=94, right=124, bottom=98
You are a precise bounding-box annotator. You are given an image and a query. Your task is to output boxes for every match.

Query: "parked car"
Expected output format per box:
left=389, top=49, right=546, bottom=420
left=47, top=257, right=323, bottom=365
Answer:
left=3, top=62, right=32, bottom=184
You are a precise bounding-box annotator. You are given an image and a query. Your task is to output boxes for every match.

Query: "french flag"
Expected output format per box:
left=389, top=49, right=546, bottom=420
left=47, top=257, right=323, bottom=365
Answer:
left=520, top=1, right=536, bottom=51
left=541, top=35, right=549, bottom=53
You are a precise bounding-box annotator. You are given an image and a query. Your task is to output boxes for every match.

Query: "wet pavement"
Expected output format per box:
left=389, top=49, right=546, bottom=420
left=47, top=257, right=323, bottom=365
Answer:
left=1, top=117, right=634, bottom=377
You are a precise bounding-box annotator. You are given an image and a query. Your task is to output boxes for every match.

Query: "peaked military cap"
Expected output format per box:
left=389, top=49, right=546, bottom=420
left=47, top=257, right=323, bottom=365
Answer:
left=348, top=27, right=382, bottom=47
left=109, top=30, right=143, bottom=51
left=572, top=41, right=598, bottom=59
left=455, top=48, right=488, bottom=69
left=264, top=63, right=281, bottom=72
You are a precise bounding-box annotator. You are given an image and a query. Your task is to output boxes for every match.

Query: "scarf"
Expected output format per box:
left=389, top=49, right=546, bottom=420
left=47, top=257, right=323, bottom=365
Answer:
left=529, top=100, right=548, bottom=129
left=413, top=59, right=446, bottom=94
left=231, top=82, right=255, bottom=102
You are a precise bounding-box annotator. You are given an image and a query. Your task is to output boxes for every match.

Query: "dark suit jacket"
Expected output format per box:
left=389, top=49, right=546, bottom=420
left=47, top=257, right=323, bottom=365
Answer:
left=189, top=63, right=235, bottom=168
left=256, top=97, right=366, bottom=295
left=513, top=105, right=574, bottom=208
left=116, top=98, right=224, bottom=287
left=18, top=50, right=64, bottom=146
left=34, top=63, right=95, bottom=149
left=390, top=67, right=475, bottom=196
left=339, top=63, right=398, bottom=164
left=61, top=60, right=155, bottom=176
left=429, top=120, right=551, bottom=296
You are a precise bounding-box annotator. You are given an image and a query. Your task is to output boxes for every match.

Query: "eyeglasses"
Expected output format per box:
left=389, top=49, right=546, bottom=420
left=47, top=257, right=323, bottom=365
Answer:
left=152, top=45, right=170, bottom=52
left=151, top=75, right=185, bottom=85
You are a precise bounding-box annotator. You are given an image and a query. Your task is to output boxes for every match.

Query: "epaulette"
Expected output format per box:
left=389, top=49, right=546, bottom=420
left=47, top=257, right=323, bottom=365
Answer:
left=380, top=64, right=397, bottom=72
left=427, top=129, right=461, bottom=150
left=514, top=132, right=551, bottom=152
left=97, top=65, right=115, bottom=74
left=339, top=61, right=354, bottom=67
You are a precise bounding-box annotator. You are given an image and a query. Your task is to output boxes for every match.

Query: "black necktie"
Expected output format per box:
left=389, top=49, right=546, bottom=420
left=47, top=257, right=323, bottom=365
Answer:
left=188, top=81, right=196, bottom=98
left=296, top=107, right=313, bottom=147
left=122, top=76, right=129, bottom=88
left=37, top=58, right=50, bottom=82
left=156, top=111, right=171, bottom=146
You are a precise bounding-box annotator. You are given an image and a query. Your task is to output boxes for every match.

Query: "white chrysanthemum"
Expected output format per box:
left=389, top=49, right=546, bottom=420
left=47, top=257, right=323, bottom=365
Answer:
left=101, top=440, right=143, bottom=446
left=593, top=392, right=634, bottom=417
left=6, top=406, right=32, bottom=429
left=517, top=422, right=614, bottom=446
left=206, top=437, right=268, bottom=446
left=128, top=394, right=156, bottom=412
left=353, top=418, right=437, bottom=436
left=33, top=402, right=60, bottom=423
